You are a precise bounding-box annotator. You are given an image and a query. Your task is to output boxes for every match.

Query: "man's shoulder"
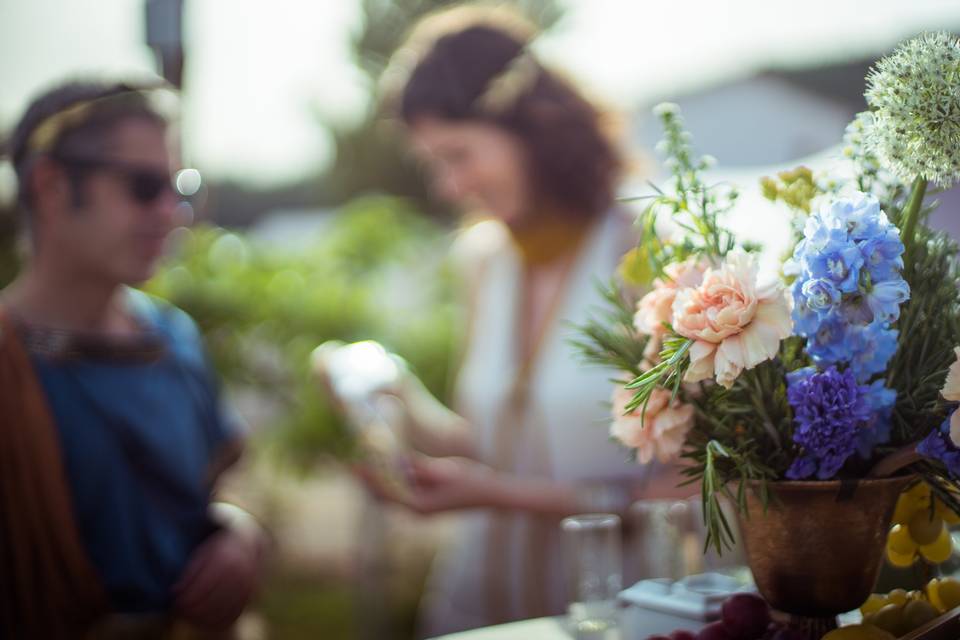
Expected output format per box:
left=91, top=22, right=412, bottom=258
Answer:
left=127, top=289, right=205, bottom=354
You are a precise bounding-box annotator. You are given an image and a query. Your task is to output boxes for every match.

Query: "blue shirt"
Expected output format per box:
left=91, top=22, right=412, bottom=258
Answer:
left=30, top=292, right=237, bottom=613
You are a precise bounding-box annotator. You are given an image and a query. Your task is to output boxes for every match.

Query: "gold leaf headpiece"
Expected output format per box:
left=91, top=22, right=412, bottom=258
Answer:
left=474, top=52, right=540, bottom=114
left=26, top=86, right=178, bottom=155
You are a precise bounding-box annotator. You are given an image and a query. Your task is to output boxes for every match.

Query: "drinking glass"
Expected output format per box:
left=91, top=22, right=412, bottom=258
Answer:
left=561, top=513, right=622, bottom=639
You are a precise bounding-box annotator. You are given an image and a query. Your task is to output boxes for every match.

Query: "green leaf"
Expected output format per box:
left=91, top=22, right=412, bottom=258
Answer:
left=618, top=245, right=654, bottom=287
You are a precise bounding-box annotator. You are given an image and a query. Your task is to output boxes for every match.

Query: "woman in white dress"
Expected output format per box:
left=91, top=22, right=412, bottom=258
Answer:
left=361, top=7, right=690, bottom=636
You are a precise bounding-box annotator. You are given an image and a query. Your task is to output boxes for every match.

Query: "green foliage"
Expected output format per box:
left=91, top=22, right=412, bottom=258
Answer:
left=760, top=166, right=819, bottom=214
left=147, top=195, right=459, bottom=469
left=625, top=103, right=739, bottom=287
left=569, top=282, right=649, bottom=379
left=624, top=334, right=691, bottom=413
left=617, top=245, right=654, bottom=287
left=681, top=346, right=807, bottom=552
left=887, top=221, right=960, bottom=445
left=689, top=440, right=775, bottom=554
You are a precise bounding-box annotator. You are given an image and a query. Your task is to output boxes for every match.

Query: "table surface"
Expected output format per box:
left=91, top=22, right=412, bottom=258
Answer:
left=431, top=608, right=960, bottom=640
left=430, top=617, right=617, bottom=640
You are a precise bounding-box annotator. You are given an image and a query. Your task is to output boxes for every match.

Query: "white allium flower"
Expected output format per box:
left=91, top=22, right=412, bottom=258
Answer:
left=652, top=102, right=680, bottom=118
left=842, top=112, right=873, bottom=160
left=865, top=32, right=960, bottom=187
left=842, top=111, right=909, bottom=203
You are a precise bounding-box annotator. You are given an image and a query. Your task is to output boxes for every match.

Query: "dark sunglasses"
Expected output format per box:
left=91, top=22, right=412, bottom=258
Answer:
left=55, top=155, right=177, bottom=205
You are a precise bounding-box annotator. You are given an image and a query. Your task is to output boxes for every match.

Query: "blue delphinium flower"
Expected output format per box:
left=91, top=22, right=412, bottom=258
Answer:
left=864, top=279, right=911, bottom=324
left=824, top=194, right=887, bottom=241
left=805, top=312, right=859, bottom=366
left=856, top=380, right=897, bottom=458
left=859, top=227, right=905, bottom=282
left=803, top=314, right=898, bottom=383
left=789, top=193, right=908, bottom=388
left=849, top=322, right=899, bottom=382
left=803, top=228, right=864, bottom=294
left=917, top=418, right=960, bottom=477
left=838, top=295, right=874, bottom=325
left=786, top=366, right=873, bottom=479
left=801, top=278, right=842, bottom=314
left=791, top=194, right=908, bottom=328
left=791, top=280, right=821, bottom=336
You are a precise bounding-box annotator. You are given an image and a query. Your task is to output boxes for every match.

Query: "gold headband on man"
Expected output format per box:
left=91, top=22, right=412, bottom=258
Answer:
left=474, top=52, right=540, bottom=114
left=25, top=86, right=178, bottom=156
left=27, top=99, right=99, bottom=154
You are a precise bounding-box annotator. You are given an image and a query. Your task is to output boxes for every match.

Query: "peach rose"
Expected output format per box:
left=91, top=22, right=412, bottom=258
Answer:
left=672, top=251, right=792, bottom=388
left=635, top=287, right=677, bottom=336
left=610, top=383, right=695, bottom=464
left=633, top=258, right=709, bottom=336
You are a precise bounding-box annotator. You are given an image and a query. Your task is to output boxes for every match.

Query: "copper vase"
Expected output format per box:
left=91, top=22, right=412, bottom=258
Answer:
left=737, top=476, right=913, bottom=635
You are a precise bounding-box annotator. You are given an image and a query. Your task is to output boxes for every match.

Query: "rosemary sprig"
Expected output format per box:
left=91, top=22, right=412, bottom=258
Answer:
left=624, top=332, right=692, bottom=414
left=569, top=281, right=648, bottom=379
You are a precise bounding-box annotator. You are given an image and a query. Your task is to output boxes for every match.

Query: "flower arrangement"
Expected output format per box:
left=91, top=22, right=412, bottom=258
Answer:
left=575, top=32, right=960, bottom=552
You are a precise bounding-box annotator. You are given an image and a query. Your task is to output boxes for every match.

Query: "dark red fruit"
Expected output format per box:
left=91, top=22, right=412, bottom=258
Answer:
left=644, top=636, right=671, bottom=640
left=670, top=631, right=697, bottom=640
left=720, top=593, right=771, bottom=639
left=696, top=621, right=735, bottom=640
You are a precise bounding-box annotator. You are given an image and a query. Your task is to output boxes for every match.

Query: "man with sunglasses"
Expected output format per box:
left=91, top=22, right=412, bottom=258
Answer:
left=0, top=79, right=267, bottom=638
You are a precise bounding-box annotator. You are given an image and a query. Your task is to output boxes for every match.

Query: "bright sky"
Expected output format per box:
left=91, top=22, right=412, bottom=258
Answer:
left=541, top=0, right=960, bottom=105
left=2, top=0, right=960, bottom=188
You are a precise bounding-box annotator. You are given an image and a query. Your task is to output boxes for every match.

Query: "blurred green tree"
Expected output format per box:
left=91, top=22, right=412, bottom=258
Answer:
left=148, top=195, right=460, bottom=467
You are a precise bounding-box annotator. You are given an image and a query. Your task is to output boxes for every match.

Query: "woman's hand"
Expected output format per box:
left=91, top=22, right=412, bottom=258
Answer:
left=172, top=526, right=265, bottom=630
left=355, top=455, right=510, bottom=514
left=172, top=503, right=269, bottom=630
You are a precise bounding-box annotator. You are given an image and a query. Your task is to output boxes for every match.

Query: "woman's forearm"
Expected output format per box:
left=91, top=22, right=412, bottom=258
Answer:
left=488, top=475, right=581, bottom=517
left=487, top=464, right=695, bottom=518
left=396, top=376, right=477, bottom=459
left=405, top=409, right=476, bottom=459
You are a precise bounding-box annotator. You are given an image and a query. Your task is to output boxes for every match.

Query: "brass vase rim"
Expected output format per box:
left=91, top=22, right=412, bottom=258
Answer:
left=744, top=474, right=915, bottom=492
